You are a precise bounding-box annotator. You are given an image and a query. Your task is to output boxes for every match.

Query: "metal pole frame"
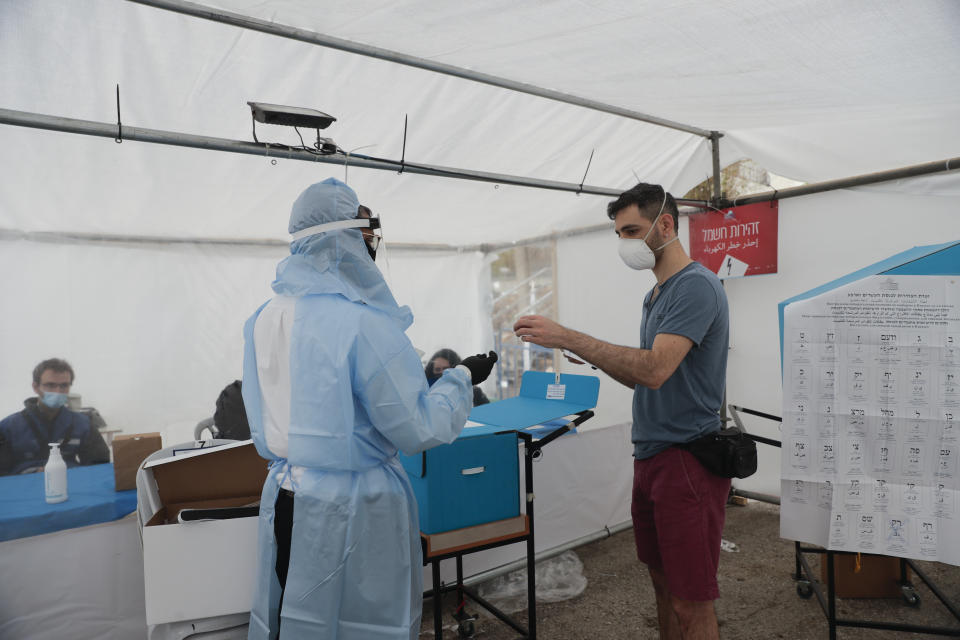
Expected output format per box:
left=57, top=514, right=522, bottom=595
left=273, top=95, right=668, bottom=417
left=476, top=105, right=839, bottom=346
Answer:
left=710, top=131, right=723, bottom=206
left=127, top=0, right=714, bottom=138
left=738, top=406, right=960, bottom=637
left=0, top=108, right=638, bottom=199
left=794, top=545, right=960, bottom=638
left=723, top=157, right=960, bottom=207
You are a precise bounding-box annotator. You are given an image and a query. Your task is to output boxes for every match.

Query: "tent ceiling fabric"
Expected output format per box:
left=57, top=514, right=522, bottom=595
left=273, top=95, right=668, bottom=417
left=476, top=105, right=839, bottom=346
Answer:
left=202, top=0, right=960, bottom=174
left=2, top=0, right=958, bottom=245
left=1, top=0, right=708, bottom=246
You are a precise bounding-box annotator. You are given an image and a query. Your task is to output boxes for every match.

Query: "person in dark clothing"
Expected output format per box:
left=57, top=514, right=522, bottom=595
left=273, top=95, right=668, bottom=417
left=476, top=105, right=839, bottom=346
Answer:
left=0, top=358, right=110, bottom=476
left=425, top=348, right=491, bottom=406
left=213, top=380, right=251, bottom=441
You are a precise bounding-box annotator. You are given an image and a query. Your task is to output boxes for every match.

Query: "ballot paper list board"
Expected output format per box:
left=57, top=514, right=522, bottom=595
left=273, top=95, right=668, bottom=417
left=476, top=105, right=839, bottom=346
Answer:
left=781, top=275, right=960, bottom=565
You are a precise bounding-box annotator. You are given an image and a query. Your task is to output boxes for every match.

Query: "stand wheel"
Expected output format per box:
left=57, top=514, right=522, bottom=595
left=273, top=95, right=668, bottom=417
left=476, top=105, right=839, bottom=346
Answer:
left=456, top=619, right=476, bottom=638
left=454, top=609, right=477, bottom=638
left=796, top=580, right=813, bottom=599
left=901, top=584, right=920, bottom=607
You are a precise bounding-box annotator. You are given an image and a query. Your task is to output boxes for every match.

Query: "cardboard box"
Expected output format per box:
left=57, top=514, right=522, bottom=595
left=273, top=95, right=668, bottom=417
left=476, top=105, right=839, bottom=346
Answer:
left=401, top=431, right=520, bottom=534
left=819, top=553, right=909, bottom=598
left=141, top=440, right=269, bottom=625
left=112, top=432, right=162, bottom=491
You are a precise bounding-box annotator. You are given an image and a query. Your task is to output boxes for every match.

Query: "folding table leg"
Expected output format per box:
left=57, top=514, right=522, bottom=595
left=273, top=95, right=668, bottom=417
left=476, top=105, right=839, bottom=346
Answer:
left=433, top=559, right=443, bottom=640
left=826, top=551, right=837, bottom=640
left=794, top=541, right=802, bottom=580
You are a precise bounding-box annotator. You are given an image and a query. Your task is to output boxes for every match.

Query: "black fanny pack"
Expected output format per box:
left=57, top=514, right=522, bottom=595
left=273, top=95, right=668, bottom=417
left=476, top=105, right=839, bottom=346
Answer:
left=677, top=426, right=757, bottom=479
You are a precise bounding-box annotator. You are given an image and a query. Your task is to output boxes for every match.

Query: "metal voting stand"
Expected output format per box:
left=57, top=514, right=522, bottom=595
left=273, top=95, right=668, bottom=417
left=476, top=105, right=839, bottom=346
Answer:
left=730, top=404, right=960, bottom=639
left=421, top=409, right=594, bottom=639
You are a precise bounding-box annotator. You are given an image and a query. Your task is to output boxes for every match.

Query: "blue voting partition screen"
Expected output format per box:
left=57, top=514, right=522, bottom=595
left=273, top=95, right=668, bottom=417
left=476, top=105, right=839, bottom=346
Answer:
left=401, top=371, right=599, bottom=534
left=777, top=241, right=960, bottom=374
left=466, top=371, right=601, bottom=432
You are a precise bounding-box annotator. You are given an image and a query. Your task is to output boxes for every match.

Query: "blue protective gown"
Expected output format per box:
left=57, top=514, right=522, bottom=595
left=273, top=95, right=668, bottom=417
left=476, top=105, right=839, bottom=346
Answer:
left=242, top=178, right=473, bottom=640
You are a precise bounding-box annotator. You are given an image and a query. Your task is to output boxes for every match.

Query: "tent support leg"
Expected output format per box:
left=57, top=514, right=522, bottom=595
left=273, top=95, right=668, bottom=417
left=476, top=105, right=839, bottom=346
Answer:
left=710, top=130, right=723, bottom=206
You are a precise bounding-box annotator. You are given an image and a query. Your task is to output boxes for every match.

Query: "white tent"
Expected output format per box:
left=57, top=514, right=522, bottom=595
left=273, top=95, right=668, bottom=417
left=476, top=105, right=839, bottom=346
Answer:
left=3, top=0, right=960, bottom=502
left=1, top=1, right=959, bottom=633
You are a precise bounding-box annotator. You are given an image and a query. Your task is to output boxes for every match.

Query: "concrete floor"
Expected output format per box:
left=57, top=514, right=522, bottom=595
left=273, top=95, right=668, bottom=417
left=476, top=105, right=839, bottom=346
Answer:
left=420, top=501, right=960, bottom=639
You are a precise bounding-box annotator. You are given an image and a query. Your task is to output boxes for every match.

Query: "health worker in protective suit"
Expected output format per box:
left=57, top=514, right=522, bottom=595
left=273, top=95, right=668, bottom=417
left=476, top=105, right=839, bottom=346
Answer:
left=242, top=177, right=498, bottom=640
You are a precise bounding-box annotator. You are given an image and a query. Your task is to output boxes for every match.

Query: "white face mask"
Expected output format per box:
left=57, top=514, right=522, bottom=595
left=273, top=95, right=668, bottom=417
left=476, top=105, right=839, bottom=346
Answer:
left=617, top=190, right=677, bottom=271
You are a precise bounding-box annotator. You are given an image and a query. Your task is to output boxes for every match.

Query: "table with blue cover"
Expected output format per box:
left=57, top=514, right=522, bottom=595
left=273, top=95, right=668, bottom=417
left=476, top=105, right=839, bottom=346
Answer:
left=0, top=463, right=138, bottom=542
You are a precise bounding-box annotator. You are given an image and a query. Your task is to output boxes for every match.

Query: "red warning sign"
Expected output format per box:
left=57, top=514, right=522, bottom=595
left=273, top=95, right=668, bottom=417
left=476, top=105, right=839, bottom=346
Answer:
left=688, top=201, right=779, bottom=279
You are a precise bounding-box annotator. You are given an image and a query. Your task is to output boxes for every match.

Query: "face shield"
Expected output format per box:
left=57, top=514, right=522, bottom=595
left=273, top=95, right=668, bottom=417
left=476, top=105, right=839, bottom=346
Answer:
left=290, top=216, right=382, bottom=261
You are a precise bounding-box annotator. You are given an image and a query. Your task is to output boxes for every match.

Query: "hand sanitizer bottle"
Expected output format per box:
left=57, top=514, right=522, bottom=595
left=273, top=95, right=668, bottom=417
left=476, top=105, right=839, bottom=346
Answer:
left=44, top=443, right=68, bottom=504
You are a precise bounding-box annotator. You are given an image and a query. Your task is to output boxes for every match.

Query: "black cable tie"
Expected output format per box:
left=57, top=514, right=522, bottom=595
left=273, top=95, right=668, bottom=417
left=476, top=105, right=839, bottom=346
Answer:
left=114, top=84, right=122, bottom=144
left=577, top=149, right=595, bottom=195
left=771, top=189, right=779, bottom=206
left=398, top=114, right=408, bottom=174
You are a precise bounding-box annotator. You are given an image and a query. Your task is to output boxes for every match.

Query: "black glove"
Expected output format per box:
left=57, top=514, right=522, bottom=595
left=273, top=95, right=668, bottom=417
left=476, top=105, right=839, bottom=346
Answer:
left=460, top=351, right=498, bottom=384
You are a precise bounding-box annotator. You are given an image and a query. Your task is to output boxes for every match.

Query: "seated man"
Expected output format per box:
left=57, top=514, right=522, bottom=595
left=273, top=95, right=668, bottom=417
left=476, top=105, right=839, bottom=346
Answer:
left=0, top=358, right=110, bottom=476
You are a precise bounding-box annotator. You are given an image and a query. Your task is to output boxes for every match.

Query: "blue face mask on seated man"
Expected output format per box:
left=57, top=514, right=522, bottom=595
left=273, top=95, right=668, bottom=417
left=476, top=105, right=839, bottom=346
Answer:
left=41, top=392, right=69, bottom=409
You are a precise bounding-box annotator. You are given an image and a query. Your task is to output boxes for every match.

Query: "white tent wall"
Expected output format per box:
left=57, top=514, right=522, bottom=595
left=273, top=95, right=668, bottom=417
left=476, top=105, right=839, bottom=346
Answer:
left=382, top=248, right=494, bottom=389
left=0, top=238, right=491, bottom=442
left=0, top=238, right=280, bottom=439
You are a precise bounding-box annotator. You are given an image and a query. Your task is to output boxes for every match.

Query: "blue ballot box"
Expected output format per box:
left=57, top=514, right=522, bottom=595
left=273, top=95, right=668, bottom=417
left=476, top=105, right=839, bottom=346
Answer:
left=401, top=432, right=519, bottom=534
left=401, top=371, right=599, bottom=534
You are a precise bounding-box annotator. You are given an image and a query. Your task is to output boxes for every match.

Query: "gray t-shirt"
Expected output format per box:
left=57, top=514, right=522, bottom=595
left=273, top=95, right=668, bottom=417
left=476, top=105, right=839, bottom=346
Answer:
left=632, top=261, right=729, bottom=460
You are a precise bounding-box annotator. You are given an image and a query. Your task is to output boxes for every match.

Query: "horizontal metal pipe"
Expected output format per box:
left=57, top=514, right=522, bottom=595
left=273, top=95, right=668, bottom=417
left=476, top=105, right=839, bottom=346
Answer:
left=747, top=434, right=782, bottom=449
left=728, top=405, right=782, bottom=423
left=127, top=0, right=714, bottom=138
left=481, top=200, right=718, bottom=253
left=0, top=227, right=481, bottom=253
left=906, top=559, right=960, bottom=621
left=0, top=108, right=710, bottom=254
left=835, top=618, right=960, bottom=636
left=0, top=107, right=635, bottom=197
left=724, top=156, right=960, bottom=207
left=730, top=488, right=780, bottom=505
left=480, top=222, right=613, bottom=253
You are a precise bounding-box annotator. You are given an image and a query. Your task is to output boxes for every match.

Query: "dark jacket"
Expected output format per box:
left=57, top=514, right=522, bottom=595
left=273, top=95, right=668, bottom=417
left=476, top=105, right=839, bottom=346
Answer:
left=424, top=349, right=490, bottom=407
left=0, top=398, right=110, bottom=476
left=472, top=386, right=490, bottom=406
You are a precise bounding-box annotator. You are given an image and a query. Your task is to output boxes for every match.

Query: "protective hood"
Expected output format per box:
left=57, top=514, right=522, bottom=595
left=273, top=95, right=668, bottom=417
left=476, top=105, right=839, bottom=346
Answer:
left=272, top=178, right=413, bottom=329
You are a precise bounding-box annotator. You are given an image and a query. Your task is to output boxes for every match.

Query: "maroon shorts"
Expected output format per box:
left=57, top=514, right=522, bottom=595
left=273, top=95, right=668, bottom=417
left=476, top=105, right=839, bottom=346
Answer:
left=631, top=447, right=731, bottom=601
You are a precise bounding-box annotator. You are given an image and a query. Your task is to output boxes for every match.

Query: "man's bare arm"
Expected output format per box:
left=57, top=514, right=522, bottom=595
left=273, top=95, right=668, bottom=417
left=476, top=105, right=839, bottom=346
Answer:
left=565, top=330, right=692, bottom=389
left=513, top=315, right=693, bottom=389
